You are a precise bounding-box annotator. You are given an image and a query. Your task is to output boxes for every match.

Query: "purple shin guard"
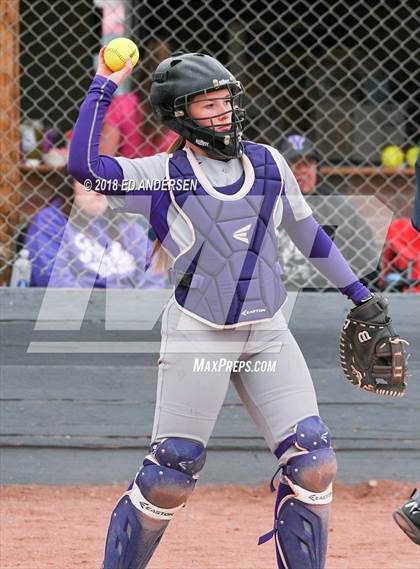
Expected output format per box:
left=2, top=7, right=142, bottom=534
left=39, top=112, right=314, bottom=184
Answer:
left=259, top=416, right=337, bottom=569
left=259, top=482, right=331, bottom=569
left=102, top=438, right=206, bottom=569
left=102, top=495, right=169, bottom=569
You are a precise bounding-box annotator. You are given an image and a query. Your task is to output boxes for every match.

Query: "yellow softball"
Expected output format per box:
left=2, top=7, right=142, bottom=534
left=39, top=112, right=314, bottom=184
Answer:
left=380, top=145, right=404, bottom=169
left=406, top=146, right=419, bottom=168
left=104, top=38, right=139, bottom=72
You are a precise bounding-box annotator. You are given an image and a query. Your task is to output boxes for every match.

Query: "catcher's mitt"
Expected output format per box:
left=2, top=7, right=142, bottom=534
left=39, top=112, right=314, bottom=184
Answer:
left=339, top=293, right=409, bottom=397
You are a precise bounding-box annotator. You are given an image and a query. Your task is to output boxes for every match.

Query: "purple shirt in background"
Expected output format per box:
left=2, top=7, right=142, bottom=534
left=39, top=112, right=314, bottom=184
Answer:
left=24, top=198, right=166, bottom=289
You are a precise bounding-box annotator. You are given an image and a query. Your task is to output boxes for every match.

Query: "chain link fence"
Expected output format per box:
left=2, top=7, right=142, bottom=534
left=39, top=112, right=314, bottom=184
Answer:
left=1, top=0, right=419, bottom=292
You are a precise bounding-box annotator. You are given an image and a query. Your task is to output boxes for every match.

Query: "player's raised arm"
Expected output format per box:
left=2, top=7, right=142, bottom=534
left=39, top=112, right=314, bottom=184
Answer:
left=68, top=44, right=170, bottom=222
left=67, top=46, right=134, bottom=193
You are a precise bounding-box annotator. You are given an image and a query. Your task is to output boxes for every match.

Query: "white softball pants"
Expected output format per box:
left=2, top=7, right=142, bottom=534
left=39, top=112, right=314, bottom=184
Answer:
left=151, top=296, right=319, bottom=452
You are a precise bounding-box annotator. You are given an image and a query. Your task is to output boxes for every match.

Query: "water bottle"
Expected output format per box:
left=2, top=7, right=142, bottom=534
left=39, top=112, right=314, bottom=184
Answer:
left=20, top=119, right=43, bottom=166
left=10, top=249, right=32, bottom=288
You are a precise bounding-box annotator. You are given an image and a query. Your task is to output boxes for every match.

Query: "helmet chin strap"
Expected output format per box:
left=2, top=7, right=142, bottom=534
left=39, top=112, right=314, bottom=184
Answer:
left=185, top=140, right=231, bottom=161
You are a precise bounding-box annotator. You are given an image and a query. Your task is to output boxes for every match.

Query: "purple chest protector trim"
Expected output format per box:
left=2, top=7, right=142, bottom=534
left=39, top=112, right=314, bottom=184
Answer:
left=168, top=142, right=286, bottom=327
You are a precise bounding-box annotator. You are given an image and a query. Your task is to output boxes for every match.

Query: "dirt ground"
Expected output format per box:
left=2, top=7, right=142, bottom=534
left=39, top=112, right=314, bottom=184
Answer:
left=1, top=481, right=419, bottom=569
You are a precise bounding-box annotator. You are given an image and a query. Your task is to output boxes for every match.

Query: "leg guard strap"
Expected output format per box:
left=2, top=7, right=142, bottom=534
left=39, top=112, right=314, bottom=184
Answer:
left=129, top=475, right=186, bottom=521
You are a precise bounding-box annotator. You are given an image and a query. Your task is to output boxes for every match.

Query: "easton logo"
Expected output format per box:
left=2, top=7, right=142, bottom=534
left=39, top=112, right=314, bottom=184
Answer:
left=308, top=490, right=333, bottom=502
left=195, top=138, right=209, bottom=147
left=233, top=223, right=252, bottom=244
left=358, top=330, right=372, bottom=343
left=139, top=502, right=173, bottom=517
left=178, top=460, right=193, bottom=471
left=241, top=308, right=267, bottom=316
left=320, top=432, right=329, bottom=444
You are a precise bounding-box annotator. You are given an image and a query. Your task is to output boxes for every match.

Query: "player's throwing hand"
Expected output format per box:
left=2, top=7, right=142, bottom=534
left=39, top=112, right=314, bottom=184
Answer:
left=96, top=46, right=133, bottom=86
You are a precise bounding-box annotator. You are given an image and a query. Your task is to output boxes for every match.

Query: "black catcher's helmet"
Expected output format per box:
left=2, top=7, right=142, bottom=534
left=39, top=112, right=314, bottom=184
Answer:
left=150, top=53, right=245, bottom=159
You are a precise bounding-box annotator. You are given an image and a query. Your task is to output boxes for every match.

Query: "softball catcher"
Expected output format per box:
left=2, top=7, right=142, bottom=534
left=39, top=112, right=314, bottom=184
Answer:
left=68, top=48, right=408, bottom=569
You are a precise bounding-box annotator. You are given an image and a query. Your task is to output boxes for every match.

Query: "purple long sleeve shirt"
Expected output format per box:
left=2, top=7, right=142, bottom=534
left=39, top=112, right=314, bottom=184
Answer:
left=24, top=198, right=166, bottom=289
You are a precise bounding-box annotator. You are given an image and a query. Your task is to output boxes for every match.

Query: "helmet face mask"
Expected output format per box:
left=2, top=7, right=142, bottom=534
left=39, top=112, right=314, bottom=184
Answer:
left=174, top=82, right=245, bottom=159
left=150, top=53, right=246, bottom=159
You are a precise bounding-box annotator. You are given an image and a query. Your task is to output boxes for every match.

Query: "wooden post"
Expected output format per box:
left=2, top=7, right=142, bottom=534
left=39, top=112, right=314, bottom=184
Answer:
left=0, top=0, right=20, bottom=285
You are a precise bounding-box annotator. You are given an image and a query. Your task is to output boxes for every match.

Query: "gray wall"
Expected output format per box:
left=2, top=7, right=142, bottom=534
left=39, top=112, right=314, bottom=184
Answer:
left=1, top=290, right=418, bottom=484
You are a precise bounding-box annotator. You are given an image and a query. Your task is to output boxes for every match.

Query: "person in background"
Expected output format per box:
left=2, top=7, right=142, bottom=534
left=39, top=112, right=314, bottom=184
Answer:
left=380, top=151, right=420, bottom=293
left=380, top=217, right=420, bottom=293
left=24, top=178, right=166, bottom=288
left=100, top=38, right=177, bottom=157
left=391, top=152, right=420, bottom=545
left=276, top=133, right=378, bottom=290
left=410, top=150, right=420, bottom=232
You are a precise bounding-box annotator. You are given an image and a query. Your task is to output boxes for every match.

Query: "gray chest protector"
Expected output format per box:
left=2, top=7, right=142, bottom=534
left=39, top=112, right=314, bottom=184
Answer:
left=168, top=142, right=286, bottom=328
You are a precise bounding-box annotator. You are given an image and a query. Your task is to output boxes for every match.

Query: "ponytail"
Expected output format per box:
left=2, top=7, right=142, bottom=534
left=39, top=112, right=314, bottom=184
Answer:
left=148, top=239, right=172, bottom=274
left=147, top=136, right=186, bottom=275
left=167, top=135, right=185, bottom=154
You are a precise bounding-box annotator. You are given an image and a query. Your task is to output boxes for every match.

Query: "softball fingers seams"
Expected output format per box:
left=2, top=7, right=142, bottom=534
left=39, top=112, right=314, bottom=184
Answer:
left=106, top=47, right=129, bottom=64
